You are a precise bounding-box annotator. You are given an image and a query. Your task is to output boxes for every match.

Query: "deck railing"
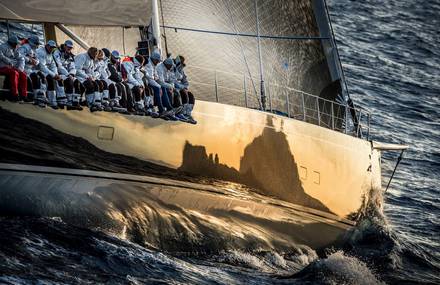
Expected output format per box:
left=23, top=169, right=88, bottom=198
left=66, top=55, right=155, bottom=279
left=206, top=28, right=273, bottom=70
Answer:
left=186, top=65, right=371, bottom=140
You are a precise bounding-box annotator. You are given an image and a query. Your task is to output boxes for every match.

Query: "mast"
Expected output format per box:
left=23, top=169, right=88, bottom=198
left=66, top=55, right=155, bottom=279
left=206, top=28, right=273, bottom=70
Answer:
left=254, top=0, right=266, bottom=111
left=151, top=0, right=162, bottom=54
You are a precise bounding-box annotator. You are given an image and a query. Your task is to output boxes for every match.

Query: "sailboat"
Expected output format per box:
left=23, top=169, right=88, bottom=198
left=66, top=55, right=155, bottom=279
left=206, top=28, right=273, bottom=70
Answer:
left=0, top=0, right=407, bottom=250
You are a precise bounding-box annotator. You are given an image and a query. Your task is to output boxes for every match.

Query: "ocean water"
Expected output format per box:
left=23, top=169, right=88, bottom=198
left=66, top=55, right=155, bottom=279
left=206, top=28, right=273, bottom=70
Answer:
left=0, top=0, right=439, bottom=284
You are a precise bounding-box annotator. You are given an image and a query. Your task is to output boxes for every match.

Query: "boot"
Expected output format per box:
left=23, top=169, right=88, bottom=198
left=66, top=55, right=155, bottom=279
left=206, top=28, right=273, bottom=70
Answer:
left=80, top=94, right=87, bottom=106
left=101, top=90, right=112, bottom=111
left=56, top=85, right=67, bottom=109
left=173, top=105, right=184, bottom=115
left=186, top=104, right=197, bottom=124
left=176, top=113, right=189, bottom=122
left=135, top=101, right=146, bottom=116
left=93, top=92, right=104, bottom=111
left=86, top=93, right=95, bottom=110
left=66, top=93, right=74, bottom=110
left=73, top=94, right=83, bottom=111
left=47, top=90, right=59, bottom=110
left=33, top=89, right=46, bottom=108
left=22, top=91, right=34, bottom=102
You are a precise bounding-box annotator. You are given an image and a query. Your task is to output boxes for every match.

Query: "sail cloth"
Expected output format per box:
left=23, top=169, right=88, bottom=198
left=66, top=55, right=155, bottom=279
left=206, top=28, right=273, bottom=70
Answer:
left=0, top=0, right=152, bottom=26
left=160, top=0, right=341, bottom=118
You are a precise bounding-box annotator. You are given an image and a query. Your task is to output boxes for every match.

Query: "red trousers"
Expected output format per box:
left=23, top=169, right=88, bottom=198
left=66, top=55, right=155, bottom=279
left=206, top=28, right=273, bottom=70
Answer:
left=0, top=66, right=28, bottom=98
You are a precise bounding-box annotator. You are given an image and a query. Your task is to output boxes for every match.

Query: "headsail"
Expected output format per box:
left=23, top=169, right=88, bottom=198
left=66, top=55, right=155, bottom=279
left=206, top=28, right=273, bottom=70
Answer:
left=0, top=0, right=152, bottom=27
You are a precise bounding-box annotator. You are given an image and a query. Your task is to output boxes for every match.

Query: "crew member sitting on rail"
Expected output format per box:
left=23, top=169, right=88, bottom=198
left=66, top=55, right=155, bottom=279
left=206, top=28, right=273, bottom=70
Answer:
left=98, top=48, right=121, bottom=112
left=36, top=40, right=63, bottom=109
left=145, top=51, right=175, bottom=120
left=156, top=56, right=180, bottom=120
left=53, top=40, right=82, bottom=110
left=139, top=56, right=157, bottom=117
left=173, top=55, right=196, bottom=124
left=75, top=47, right=102, bottom=112
left=17, top=35, right=42, bottom=103
left=122, top=54, right=147, bottom=115
left=106, top=50, right=127, bottom=112
left=0, top=35, right=28, bottom=102
left=94, top=49, right=112, bottom=112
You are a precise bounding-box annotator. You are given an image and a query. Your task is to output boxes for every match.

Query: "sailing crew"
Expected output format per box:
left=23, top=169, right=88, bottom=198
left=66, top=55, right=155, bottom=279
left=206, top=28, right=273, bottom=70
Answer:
left=105, top=49, right=127, bottom=112
left=94, top=49, right=112, bottom=111
left=174, top=55, right=196, bottom=124
left=116, top=56, right=135, bottom=113
left=140, top=57, right=157, bottom=117
left=156, top=56, right=181, bottom=121
left=17, top=35, right=41, bottom=103
left=53, top=40, right=82, bottom=110
left=145, top=52, right=176, bottom=120
left=36, top=40, right=64, bottom=109
left=74, top=47, right=102, bottom=112
left=122, top=54, right=147, bottom=115
left=0, top=35, right=28, bottom=102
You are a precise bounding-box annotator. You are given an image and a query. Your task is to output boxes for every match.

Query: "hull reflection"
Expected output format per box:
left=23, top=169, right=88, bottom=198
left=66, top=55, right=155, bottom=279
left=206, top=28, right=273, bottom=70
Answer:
left=0, top=100, right=382, bottom=243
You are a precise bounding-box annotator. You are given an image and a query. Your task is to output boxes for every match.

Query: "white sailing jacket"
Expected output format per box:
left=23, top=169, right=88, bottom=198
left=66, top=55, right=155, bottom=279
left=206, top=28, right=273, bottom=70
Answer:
left=144, top=58, right=161, bottom=88
left=36, top=46, right=57, bottom=77
left=95, top=59, right=111, bottom=81
left=0, top=42, right=23, bottom=69
left=156, top=62, right=174, bottom=89
left=53, top=49, right=76, bottom=78
left=122, top=60, right=144, bottom=88
left=74, top=52, right=95, bottom=82
left=174, top=64, right=189, bottom=90
left=17, top=43, right=39, bottom=74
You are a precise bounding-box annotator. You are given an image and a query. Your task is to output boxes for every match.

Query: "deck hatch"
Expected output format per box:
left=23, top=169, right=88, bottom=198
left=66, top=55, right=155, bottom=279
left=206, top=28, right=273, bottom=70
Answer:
left=97, top=126, right=114, bottom=140
left=313, top=171, right=321, bottom=185
left=299, top=166, right=307, bottom=180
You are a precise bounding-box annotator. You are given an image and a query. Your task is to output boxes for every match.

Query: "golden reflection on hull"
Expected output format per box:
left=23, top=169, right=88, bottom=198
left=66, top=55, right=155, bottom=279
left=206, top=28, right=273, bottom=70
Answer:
left=0, top=165, right=353, bottom=250
left=0, top=100, right=382, bottom=220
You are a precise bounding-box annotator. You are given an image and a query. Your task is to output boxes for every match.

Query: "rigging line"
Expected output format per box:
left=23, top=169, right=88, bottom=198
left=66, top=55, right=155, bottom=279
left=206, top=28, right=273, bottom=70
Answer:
left=385, top=149, right=405, bottom=193
left=160, top=25, right=330, bottom=41
left=323, top=0, right=351, bottom=101
left=122, top=27, right=126, bottom=55
left=159, top=0, right=169, bottom=56
left=222, top=0, right=261, bottom=110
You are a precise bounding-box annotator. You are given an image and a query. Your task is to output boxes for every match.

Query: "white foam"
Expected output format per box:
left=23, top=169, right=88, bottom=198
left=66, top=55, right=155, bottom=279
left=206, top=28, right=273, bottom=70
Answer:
left=320, top=251, right=384, bottom=285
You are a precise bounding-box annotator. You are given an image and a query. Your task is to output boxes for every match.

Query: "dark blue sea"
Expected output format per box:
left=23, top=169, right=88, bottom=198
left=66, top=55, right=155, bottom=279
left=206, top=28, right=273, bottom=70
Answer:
left=0, top=0, right=439, bottom=284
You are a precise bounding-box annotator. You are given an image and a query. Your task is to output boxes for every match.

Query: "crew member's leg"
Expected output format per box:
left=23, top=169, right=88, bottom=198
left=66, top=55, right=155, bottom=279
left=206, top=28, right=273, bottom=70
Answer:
left=17, top=70, right=28, bottom=100
left=26, top=76, right=33, bottom=100
left=151, top=85, right=164, bottom=114
left=45, top=74, right=58, bottom=109
left=113, top=82, right=125, bottom=109
left=143, top=86, right=157, bottom=117
left=0, top=66, right=19, bottom=101
left=30, top=72, right=46, bottom=107
left=83, top=79, right=99, bottom=111
left=161, top=87, right=174, bottom=111
left=180, top=89, right=196, bottom=124
left=132, top=85, right=146, bottom=115
left=99, top=80, right=111, bottom=111
left=71, top=79, right=84, bottom=110
left=121, top=82, right=135, bottom=112
left=160, top=87, right=178, bottom=120
left=55, top=79, right=66, bottom=109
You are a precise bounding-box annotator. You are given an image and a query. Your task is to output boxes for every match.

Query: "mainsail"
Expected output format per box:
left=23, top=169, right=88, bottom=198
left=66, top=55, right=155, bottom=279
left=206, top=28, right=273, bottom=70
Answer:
left=159, top=0, right=344, bottom=115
